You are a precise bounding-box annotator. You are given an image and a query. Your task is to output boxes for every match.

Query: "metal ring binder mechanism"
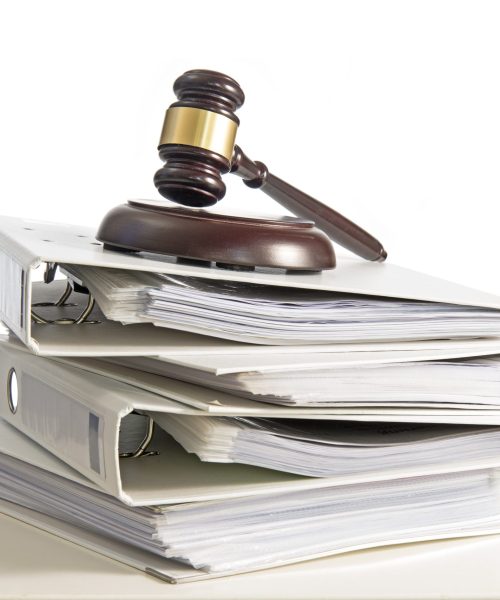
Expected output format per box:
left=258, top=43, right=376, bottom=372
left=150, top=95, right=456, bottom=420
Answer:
left=30, top=263, right=98, bottom=326
left=118, top=415, right=159, bottom=459
left=98, top=69, right=387, bottom=271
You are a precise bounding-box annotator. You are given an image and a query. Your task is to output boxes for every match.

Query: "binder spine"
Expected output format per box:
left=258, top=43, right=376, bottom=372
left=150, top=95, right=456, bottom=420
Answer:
left=0, top=249, right=27, bottom=342
left=0, top=345, right=110, bottom=485
left=19, top=373, right=106, bottom=478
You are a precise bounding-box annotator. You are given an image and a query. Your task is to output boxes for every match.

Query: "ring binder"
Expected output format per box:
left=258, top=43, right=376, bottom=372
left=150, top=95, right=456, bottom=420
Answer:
left=3, top=215, right=500, bottom=356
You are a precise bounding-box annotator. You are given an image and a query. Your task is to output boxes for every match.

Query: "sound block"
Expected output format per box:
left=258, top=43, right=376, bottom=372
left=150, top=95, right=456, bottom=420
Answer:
left=97, top=200, right=336, bottom=271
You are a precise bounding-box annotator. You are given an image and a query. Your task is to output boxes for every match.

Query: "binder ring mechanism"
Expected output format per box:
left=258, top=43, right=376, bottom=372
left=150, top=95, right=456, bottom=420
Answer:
left=31, top=263, right=100, bottom=325
left=119, top=415, right=159, bottom=459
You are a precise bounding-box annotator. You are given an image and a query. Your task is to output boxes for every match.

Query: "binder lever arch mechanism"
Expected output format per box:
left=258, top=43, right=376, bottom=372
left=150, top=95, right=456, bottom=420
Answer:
left=30, top=263, right=98, bottom=326
left=118, top=415, right=159, bottom=460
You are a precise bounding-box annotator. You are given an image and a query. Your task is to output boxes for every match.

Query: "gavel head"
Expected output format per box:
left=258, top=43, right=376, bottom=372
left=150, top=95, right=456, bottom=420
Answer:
left=154, top=70, right=245, bottom=207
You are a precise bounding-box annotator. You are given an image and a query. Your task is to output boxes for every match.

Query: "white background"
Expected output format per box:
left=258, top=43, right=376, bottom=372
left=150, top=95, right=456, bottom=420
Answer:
left=1, top=1, right=499, bottom=292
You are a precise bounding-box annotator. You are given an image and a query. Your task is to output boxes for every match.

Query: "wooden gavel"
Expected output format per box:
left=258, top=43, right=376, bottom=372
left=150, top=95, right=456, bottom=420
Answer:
left=98, top=69, right=386, bottom=271
left=153, top=69, right=387, bottom=263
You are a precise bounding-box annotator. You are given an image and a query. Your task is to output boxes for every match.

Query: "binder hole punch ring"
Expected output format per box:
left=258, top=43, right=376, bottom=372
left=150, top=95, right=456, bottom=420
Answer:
left=7, top=368, right=18, bottom=414
left=119, top=416, right=159, bottom=459
left=31, top=263, right=100, bottom=326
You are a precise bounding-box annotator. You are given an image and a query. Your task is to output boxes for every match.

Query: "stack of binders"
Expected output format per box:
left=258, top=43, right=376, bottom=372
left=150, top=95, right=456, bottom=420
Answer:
left=3, top=215, right=500, bottom=583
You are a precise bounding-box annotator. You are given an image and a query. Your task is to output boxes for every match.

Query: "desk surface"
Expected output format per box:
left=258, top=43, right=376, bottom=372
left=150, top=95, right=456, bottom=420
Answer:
left=2, top=513, right=500, bottom=600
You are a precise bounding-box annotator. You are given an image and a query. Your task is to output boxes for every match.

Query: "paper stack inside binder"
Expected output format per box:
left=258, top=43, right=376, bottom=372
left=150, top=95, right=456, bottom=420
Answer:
left=3, top=216, right=500, bottom=582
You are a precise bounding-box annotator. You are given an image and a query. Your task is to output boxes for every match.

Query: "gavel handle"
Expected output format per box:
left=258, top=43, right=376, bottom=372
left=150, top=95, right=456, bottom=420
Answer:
left=231, top=145, right=387, bottom=262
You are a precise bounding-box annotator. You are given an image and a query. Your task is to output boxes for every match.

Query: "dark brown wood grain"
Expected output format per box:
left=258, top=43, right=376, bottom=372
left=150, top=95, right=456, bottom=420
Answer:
left=231, top=146, right=387, bottom=262
left=97, top=202, right=336, bottom=271
left=154, top=70, right=245, bottom=207
left=172, top=69, right=245, bottom=123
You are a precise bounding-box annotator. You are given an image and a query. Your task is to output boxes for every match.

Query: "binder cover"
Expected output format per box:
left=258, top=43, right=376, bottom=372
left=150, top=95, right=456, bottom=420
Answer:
left=55, top=353, right=500, bottom=420
left=140, top=339, right=500, bottom=375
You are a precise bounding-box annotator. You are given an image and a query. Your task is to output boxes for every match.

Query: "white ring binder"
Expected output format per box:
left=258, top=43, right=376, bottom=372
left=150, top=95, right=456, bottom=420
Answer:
left=3, top=215, right=500, bottom=356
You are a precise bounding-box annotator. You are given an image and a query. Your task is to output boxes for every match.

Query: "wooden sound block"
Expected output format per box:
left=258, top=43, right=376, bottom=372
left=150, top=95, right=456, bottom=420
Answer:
left=97, top=200, right=336, bottom=271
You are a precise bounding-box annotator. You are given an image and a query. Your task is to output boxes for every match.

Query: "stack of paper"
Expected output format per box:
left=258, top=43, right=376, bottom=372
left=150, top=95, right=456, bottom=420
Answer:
left=3, top=216, right=500, bottom=583
left=65, top=264, right=500, bottom=344
left=150, top=415, right=500, bottom=477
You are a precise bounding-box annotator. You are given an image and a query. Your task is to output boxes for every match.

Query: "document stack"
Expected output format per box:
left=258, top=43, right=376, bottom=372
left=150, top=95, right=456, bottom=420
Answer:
left=2, top=215, right=500, bottom=583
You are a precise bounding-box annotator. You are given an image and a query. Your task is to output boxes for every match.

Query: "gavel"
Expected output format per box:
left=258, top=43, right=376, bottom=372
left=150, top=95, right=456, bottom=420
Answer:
left=154, top=69, right=386, bottom=262
left=98, top=69, right=387, bottom=271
